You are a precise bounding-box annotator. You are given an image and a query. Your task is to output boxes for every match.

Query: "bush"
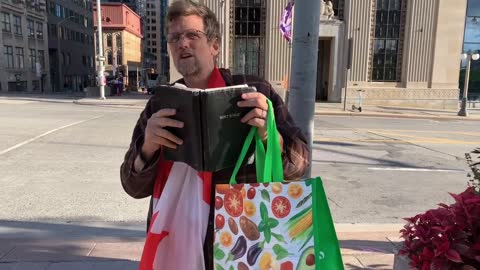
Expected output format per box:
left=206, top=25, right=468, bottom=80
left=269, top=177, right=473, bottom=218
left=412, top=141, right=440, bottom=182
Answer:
left=399, top=148, right=480, bottom=270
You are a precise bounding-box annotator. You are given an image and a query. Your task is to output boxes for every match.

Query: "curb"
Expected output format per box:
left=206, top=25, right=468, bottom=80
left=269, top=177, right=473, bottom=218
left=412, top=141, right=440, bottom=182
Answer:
left=315, top=111, right=480, bottom=121
left=334, top=223, right=403, bottom=233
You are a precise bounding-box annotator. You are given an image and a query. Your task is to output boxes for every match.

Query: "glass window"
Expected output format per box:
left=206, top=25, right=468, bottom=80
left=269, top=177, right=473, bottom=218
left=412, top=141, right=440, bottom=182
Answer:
left=13, top=15, right=21, bottom=35
left=4, top=46, right=14, bottom=68
left=38, top=50, right=45, bottom=68
left=371, top=0, right=405, bottom=82
left=28, top=19, right=35, bottom=37
left=15, top=47, right=24, bottom=69
left=2, top=12, right=11, bottom=32
left=233, top=0, right=265, bottom=77
left=29, top=48, right=36, bottom=69
left=107, top=35, right=112, bottom=47
left=55, top=4, right=61, bottom=17
left=116, top=50, right=122, bottom=65
left=116, top=35, right=121, bottom=48
left=467, top=0, right=480, bottom=16
left=465, top=17, right=480, bottom=43
left=107, top=51, right=113, bottom=65
left=36, top=22, right=43, bottom=39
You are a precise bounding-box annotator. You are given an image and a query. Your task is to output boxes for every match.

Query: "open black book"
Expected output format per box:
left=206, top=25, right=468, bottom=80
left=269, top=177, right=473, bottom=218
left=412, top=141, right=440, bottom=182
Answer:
left=150, top=83, right=257, bottom=172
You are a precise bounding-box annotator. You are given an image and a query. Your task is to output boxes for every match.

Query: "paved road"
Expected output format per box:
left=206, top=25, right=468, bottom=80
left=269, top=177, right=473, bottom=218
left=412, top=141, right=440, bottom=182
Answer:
left=0, top=100, right=478, bottom=226
left=313, top=116, right=479, bottom=223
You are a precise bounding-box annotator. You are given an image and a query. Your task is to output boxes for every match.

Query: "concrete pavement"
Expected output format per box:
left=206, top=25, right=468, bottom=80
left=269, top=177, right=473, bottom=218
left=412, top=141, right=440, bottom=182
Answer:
left=0, top=221, right=403, bottom=270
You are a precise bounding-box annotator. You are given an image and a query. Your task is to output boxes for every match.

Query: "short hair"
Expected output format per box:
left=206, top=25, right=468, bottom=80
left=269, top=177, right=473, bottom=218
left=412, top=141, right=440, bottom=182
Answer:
left=166, top=0, right=221, bottom=44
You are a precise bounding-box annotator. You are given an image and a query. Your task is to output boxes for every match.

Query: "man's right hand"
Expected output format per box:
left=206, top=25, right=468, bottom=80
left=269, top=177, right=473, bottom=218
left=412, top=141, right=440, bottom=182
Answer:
left=141, top=108, right=184, bottom=161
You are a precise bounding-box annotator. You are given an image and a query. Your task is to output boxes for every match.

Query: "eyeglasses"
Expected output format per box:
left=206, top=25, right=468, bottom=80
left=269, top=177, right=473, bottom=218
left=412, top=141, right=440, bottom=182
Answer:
left=166, top=29, right=208, bottom=43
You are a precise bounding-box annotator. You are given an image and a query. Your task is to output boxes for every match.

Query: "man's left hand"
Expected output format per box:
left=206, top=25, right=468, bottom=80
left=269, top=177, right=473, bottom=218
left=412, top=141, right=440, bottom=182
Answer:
left=237, top=92, right=268, bottom=140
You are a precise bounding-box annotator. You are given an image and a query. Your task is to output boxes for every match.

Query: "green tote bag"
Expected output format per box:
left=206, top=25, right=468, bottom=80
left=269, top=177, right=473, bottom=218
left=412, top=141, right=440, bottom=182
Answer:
left=212, top=99, right=344, bottom=270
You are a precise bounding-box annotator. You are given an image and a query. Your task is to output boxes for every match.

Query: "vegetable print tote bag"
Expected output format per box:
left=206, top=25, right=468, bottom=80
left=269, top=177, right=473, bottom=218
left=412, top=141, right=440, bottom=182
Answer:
left=212, top=100, right=344, bottom=270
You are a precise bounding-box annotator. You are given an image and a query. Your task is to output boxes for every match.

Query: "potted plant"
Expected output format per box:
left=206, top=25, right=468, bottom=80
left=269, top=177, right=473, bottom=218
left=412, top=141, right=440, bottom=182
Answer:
left=395, top=148, right=480, bottom=270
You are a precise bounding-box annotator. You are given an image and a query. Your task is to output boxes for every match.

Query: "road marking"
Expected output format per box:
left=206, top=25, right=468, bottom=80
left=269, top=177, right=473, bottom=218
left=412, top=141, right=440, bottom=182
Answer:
left=0, top=116, right=102, bottom=155
left=318, top=128, right=480, bottom=136
left=313, top=137, right=480, bottom=145
left=367, top=131, right=475, bottom=145
left=368, top=167, right=465, bottom=173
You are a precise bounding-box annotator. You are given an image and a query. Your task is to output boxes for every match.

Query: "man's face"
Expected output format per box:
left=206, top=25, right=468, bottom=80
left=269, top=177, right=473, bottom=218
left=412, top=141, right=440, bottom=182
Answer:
left=168, top=15, right=219, bottom=78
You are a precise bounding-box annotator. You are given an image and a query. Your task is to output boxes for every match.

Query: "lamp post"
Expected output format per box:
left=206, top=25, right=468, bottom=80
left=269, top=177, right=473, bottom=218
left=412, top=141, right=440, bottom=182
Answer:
left=96, top=0, right=106, bottom=99
left=458, top=52, right=480, bottom=117
left=56, top=15, right=75, bottom=92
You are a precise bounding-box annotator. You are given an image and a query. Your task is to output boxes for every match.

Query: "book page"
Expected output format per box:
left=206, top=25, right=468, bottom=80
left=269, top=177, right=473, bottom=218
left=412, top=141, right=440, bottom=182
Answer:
left=205, top=84, right=251, bottom=91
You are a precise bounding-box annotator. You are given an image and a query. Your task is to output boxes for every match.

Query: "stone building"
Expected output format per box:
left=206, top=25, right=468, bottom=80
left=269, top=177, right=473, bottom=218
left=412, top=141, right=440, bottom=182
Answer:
left=169, top=0, right=467, bottom=109
left=1, top=0, right=51, bottom=92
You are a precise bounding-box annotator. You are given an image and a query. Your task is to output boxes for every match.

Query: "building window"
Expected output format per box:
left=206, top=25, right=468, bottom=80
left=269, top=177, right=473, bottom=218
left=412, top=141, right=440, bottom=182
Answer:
left=38, top=50, right=45, bottom=69
left=116, top=35, right=122, bottom=48
left=460, top=0, right=480, bottom=94
left=2, top=12, right=11, bottom=33
left=107, top=51, right=113, bottom=65
left=370, top=0, right=406, bottom=82
left=67, top=53, right=71, bottom=65
left=332, top=0, right=345, bottom=20
left=107, top=35, right=112, bottom=47
left=4, top=46, right=14, bottom=68
left=55, top=4, right=62, bottom=17
left=15, top=47, right=24, bottom=69
left=13, top=15, right=21, bottom=35
left=36, top=22, right=43, bottom=39
left=29, top=49, right=37, bottom=69
left=82, top=55, right=87, bottom=65
left=233, top=0, right=266, bottom=77
left=28, top=19, right=35, bottom=37
left=116, top=50, right=122, bottom=65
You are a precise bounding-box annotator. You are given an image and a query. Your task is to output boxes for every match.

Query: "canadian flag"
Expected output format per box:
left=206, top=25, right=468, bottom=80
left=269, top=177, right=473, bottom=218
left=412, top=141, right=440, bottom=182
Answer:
left=139, top=161, right=212, bottom=270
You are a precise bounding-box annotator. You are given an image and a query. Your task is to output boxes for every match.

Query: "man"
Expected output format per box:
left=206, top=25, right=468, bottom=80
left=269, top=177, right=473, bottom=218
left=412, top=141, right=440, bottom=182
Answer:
left=120, top=1, right=308, bottom=269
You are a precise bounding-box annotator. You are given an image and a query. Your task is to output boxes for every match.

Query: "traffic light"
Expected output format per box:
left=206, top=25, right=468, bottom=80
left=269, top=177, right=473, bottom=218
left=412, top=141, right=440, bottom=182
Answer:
left=149, top=68, right=155, bottom=74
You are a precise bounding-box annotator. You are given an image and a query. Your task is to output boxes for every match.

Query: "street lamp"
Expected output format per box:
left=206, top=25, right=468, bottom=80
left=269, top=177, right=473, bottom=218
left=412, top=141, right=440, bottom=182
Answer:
left=95, top=0, right=106, bottom=99
left=56, top=15, right=76, bottom=92
left=458, top=51, right=480, bottom=117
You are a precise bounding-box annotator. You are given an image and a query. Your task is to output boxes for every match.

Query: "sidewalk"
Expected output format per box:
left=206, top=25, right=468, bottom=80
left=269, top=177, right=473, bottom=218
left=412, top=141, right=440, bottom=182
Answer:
left=2, top=91, right=479, bottom=121
left=0, top=221, right=403, bottom=270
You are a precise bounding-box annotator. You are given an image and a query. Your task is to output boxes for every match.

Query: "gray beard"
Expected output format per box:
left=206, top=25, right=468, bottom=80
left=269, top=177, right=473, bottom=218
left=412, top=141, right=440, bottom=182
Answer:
left=176, top=58, right=200, bottom=77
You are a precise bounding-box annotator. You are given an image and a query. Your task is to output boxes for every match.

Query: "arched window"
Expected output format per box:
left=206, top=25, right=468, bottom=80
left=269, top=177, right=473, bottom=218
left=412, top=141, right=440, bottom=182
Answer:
left=116, top=50, right=122, bottom=65
left=107, top=50, right=113, bottom=65
left=116, top=34, right=122, bottom=49
left=106, top=34, right=112, bottom=47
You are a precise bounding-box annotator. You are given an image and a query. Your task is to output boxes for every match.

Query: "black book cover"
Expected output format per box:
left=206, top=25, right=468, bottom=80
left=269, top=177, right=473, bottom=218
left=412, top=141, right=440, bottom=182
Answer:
left=150, top=84, right=256, bottom=171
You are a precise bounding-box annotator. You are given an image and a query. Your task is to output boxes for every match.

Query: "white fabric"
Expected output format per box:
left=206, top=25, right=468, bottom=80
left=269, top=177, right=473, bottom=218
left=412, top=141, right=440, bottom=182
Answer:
left=149, top=162, right=210, bottom=270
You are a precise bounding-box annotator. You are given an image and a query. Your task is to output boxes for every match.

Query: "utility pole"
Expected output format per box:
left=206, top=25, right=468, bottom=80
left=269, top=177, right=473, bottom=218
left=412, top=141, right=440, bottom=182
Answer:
left=96, top=0, right=106, bottom=99
left=287, top=0, right=321, bottom=179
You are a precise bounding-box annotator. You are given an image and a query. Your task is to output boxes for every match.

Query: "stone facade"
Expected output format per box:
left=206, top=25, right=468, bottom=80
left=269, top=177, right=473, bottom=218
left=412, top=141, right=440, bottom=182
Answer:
left=0, top=0, right=51, bottom=93
left=167, top=0, right=467, bottom=109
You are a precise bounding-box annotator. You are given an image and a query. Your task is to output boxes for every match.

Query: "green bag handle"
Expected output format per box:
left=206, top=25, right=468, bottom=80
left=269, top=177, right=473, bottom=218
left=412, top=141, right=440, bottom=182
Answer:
left=230, top=99, right=284, bottom=184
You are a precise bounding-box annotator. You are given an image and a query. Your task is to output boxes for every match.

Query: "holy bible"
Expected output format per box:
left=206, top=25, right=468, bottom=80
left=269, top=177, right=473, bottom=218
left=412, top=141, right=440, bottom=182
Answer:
left=150, top=83, right=257, bottom=172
